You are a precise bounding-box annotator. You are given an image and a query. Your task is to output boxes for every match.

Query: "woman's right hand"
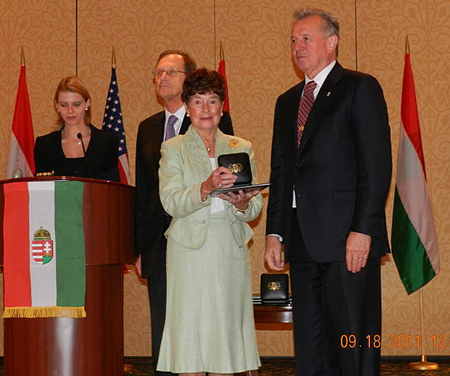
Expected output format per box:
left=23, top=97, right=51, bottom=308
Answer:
left=201, top=166, right=237, bottom=200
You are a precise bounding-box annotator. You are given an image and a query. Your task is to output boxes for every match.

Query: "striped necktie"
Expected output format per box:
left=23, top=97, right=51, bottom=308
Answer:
left=297, top=80, right=317, bottom=148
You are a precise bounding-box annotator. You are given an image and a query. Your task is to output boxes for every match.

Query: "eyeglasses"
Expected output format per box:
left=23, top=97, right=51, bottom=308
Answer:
left=153, top=69, right=186, bottom=78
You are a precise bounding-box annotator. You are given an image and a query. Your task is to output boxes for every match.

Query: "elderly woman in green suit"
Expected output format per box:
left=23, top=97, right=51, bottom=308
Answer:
left=157, top=68, right=262, bottom=376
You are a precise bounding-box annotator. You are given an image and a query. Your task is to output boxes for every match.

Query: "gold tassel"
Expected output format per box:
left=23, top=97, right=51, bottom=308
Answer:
left=3, top=306, right=86, bottom=319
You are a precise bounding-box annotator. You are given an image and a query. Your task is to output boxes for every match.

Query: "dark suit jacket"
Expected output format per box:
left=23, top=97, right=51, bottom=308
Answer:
left=266, top=62, right=392, bottom=263
left=34, top=124, right=120, bottom=182
left=135, top=111, right=233, bottom=278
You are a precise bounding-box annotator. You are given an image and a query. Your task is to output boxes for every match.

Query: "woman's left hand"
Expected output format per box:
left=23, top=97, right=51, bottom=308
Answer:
left=217, top=189, right=260, bottom=211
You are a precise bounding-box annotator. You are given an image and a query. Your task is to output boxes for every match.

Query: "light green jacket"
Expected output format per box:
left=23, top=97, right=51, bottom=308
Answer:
left=159, top=126, right=262, bottom=249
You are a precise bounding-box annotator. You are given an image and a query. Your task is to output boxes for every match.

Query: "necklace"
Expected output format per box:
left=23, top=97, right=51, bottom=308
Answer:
left=62, top=127, right=90, bottom=145
left=200, top=133, right=215, bottom=153
left=204, top=139, right=215, bottom=153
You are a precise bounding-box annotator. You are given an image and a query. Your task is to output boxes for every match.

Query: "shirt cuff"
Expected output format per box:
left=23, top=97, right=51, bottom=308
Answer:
left=266, top=234, right=283, bottom=242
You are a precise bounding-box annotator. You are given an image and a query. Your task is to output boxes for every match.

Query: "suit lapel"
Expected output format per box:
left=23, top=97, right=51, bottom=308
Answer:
left=180, top=114, right=191, bottom=135
left=184, top=128, right=235, bottom=182
left=151, top=113, right=165, bottom=162
left=297, top=63, right=343, bottom=158
left=216, top=131, right=233, bottom=157
left=184, top=127, right=213, bottom=181
left=285, top=84, right=303, bottom=163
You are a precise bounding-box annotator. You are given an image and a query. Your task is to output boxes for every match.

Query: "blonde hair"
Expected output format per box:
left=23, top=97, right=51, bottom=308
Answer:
left=54, top=76, right=92, bottom=128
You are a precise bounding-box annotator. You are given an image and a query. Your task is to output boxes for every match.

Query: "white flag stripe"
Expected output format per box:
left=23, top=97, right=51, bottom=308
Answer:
left=6, top=134, right=33, bottom=178
left=29, top=181, right=57, bottom=307
left=396, top=125, right=440, bottom=272
left=119, top=154, right=130, bottom=183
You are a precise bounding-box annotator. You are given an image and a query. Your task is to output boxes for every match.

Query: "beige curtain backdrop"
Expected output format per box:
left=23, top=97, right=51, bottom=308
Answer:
left=0, top=0, right=449, bottom=357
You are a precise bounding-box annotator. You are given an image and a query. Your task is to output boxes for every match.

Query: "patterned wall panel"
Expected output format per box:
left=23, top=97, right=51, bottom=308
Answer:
left=358, top=0, right=450, bottom=356
left=0, top=0, right=76, bottom=174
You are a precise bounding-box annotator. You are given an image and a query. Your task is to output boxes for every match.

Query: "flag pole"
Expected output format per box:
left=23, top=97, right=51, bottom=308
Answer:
left=21, top=47, right=26, bottom=66
left=220, top=41, right=225, bottom=61
left=409, top=288, right=438, bottom=370
left=403, top=34, right=438, bottom=372
left=111, top=47, right=116, bottom=68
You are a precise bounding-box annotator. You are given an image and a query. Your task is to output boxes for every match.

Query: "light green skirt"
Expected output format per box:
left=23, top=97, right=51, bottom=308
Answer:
left=157, top=212, right=261, bottom=373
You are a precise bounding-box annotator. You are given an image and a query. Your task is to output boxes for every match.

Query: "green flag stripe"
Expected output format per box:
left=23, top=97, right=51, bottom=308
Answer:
left=392, top=189, right=436, bottom=294
left=55, top=181, right=85, bottom=306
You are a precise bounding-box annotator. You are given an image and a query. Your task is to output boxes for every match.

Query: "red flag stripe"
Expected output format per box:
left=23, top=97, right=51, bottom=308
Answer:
left=218, top=59, right=230, bottom=113
left=12, top=66, right=35, bottom=174
left=3, top=182, right=32, bottom=307
left=401, top=54, right=426, bottom=177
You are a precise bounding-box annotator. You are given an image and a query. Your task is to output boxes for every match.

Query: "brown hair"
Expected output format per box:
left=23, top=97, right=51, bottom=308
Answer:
left=182, top=68, right=225, bottom=104
left=156, top=50, right=197, bottom=73
left=54, top=76, right=92, bottom=128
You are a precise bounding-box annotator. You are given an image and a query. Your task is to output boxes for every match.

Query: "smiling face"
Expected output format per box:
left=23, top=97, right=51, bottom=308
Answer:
left=291, top=15, right=338, bottom=79
left=186, top=92, right=223, bottom=133
left=56, top=91, right=90, bottom=128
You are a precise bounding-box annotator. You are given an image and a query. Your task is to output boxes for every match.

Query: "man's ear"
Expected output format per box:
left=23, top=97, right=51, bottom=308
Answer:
left=328, top=35, right=338, bottom=52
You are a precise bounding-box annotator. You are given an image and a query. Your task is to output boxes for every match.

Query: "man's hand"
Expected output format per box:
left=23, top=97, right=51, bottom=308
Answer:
left=345, top=231, right=371, bottom=273
left=265, top=235, right=285, bottom=271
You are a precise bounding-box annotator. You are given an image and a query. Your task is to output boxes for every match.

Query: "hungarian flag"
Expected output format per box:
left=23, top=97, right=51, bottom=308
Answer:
left=102, top=67, right=131, bottom=184
left=3, top=180, right=86, bottom=318
left=391, top=52, right=440, bottom=294
left=217, top=43, right=230, bottom=113
left=6, top=65, right=35, bottom=178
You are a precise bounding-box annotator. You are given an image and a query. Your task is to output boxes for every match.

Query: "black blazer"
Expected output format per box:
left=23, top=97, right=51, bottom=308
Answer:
left=135, top=111, right=234, bottom=278
left=34, top=124, right=120, bottom=182
left=266, top=63, right=392, bottom=263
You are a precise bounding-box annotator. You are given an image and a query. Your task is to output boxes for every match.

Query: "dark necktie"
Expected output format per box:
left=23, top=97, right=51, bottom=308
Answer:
left=164, top=115, right=177, bottom=141
left=297, top=80, right=317, bottom=148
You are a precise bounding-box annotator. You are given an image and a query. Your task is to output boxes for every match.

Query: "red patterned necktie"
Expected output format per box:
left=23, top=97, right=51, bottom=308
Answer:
left=297, top=80, right=317, bottom=148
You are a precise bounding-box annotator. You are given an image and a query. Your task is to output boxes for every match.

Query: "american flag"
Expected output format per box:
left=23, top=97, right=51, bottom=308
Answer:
left=102, top=67, right=131, bottom=184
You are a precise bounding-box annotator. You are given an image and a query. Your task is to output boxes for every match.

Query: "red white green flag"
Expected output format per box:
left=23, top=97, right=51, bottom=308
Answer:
left=391, top=52, right=440, bottom=294
left=3, top=180, right=86, bottom=318
left=6, top=65, right=35, bottom=178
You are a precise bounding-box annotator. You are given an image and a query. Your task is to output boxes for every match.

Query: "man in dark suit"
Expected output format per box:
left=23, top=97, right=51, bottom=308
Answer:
left=135, top=50, right=233, bottom=376
left=265, top=8, right=392, bottom=376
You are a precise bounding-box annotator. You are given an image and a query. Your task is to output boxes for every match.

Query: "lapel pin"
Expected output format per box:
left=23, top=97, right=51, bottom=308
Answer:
left=327, top=91, right=331, bottom=97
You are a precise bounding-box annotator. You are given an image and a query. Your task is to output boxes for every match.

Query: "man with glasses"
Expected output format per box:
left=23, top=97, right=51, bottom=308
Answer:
left=135, top=50, right=233, bottom=376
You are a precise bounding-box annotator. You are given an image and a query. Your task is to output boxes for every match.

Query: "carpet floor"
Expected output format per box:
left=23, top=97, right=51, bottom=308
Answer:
left=120, top=356, right=450, bottom=375
left=1, top=356, right=449, bottom=375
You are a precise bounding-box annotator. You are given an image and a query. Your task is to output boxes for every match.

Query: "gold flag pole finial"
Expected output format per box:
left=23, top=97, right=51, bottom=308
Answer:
left=21, top=47, right=26, bottom=66
left=219, top=42, right=225, bottom=61
left=111, top=47, right=116, bottom=68
left=405, top=35, right=410, bottom=55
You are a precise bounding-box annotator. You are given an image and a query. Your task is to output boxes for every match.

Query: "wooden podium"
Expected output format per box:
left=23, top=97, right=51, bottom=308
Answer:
left=0, top=177, right=135, bottom=376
